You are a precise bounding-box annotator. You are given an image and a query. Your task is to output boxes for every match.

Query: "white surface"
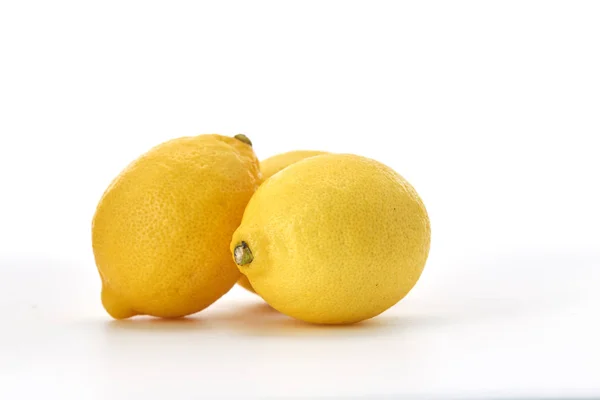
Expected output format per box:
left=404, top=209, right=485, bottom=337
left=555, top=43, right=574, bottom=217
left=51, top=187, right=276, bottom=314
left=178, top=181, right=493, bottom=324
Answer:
left=1, top=251, right=600, bottom=399
left=1, top=1, right=600, bottom=398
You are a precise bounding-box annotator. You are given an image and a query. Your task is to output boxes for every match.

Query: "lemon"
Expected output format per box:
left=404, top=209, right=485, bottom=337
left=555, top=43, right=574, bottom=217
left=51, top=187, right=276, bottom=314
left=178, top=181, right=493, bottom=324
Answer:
left=92, top=134, right=260, bottom=319
left=261, top=150, right=328, bottom=178
left=237, top=150, right=326, bottom=294
left=231, top=154, right=430, bottom=324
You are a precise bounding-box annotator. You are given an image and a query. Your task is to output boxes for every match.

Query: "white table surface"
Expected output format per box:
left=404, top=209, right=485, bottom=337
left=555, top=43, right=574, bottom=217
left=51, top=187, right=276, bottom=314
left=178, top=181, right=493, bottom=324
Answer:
left=1, top=247, right=598, bottom=399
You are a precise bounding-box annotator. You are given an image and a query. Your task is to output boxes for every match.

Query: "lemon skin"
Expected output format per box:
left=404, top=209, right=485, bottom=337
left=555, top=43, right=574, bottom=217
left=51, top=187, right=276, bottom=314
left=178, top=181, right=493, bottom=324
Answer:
left=237, top=150, right=326, bottom=294
left=92, top=134, right=260, bottom=319
left=231, top=154, right=430, bottom=324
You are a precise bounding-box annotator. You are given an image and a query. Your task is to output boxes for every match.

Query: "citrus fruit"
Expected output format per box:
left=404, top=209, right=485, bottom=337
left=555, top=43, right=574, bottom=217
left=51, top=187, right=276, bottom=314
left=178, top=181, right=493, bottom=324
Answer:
left=231, top=153, right=430, bottom=324
left=93, top=134, right=260, bottom=319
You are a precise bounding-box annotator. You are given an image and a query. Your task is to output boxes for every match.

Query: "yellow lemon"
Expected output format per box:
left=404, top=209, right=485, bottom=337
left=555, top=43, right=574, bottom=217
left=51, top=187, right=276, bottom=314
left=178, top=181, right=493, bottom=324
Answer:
left=231, top=154, right=430, bottom=324
left=237, top=150, right=326, bottom=294
left=261, top=150, right=328, bottom=179
left=92, top=134, right=260, bottom=319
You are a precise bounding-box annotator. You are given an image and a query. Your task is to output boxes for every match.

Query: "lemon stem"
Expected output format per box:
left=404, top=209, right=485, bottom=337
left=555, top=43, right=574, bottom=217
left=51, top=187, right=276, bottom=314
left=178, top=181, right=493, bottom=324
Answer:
left=233, top=134, right=252, bottom=147
left=234, top=241, right=254, bottom=266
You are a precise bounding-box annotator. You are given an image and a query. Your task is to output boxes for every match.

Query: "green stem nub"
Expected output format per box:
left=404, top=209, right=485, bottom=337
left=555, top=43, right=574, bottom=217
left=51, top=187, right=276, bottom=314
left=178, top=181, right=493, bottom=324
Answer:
left=233, top=134, right=252, bottom=147
left=234, top=241, right=254, bottom=266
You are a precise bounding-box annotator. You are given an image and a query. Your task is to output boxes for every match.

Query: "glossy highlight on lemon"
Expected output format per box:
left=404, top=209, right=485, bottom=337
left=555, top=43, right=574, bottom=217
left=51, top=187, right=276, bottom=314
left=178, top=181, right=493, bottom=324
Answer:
left=92, top=134, right=260, bottom=319
left=237, top=150, right=326, bottom=294
left=231, top=154, right=430, bottom=324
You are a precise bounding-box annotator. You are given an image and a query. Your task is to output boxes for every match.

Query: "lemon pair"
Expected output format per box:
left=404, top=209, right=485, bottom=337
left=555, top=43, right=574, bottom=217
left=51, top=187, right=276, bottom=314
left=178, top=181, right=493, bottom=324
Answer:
left=92, top=134, right=430, bottom=324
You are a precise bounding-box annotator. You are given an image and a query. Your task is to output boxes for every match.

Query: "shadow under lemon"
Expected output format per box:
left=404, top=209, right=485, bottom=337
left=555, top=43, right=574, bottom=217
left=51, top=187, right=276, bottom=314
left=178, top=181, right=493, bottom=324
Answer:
left=104, top=300, right=440, bottom=337
left=104, top=250, right=600, bottom=336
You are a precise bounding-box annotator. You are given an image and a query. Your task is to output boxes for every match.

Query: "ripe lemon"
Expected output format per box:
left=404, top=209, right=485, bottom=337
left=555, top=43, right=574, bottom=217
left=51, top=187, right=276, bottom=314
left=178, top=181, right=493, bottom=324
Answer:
left=237, top=150, right=326, bottom=294
left=231, top=154, right=430, bottom=324
left=261, top=150, right=328, bottom=178
left=92, top=134, right=260, bottom=319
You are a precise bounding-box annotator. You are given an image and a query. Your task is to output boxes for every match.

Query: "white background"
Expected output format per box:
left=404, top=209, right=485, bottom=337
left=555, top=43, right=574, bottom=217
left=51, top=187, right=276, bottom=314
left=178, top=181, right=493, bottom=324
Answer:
left=1, top=1, right=599, bottom=399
